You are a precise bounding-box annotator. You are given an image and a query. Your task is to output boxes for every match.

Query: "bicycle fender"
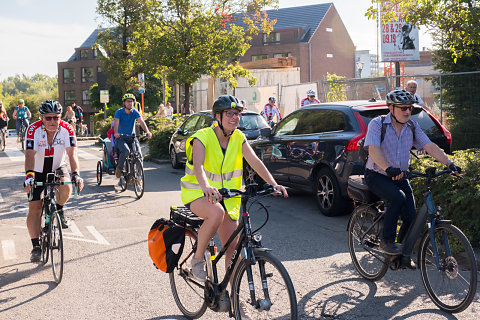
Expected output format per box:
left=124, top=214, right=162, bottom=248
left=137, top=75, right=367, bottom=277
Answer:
left=253, top=247, right=271, bottom=253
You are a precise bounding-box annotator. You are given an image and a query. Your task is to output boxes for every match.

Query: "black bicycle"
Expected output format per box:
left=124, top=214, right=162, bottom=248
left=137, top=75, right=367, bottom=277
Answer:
left=29, top=172, right=78, bottom=284
left=347, top=167, right=477, bottom=313
left=117, top=134, right=145, bottom=199
left=169, top=184, right=297, bottom=319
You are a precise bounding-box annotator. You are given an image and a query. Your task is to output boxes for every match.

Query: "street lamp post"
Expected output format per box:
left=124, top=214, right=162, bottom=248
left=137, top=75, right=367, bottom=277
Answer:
left=356, top=61, right=364, bottom=78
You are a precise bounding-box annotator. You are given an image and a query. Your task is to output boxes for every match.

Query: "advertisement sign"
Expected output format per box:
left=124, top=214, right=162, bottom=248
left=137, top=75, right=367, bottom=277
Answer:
left=381, top=4, right=420, bottom=62
left=100, top=90, right=109, bottom=103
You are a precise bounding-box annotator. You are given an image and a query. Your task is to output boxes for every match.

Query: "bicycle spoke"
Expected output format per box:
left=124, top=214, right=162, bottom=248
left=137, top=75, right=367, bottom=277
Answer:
left=50, top=212, right=64, bottom=284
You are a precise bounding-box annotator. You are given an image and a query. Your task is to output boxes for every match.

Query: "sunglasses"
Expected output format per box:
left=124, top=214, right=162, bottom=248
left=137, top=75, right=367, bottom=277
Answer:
left=395, top=106, right=413, bottom=112
left=224, top=110, right=241, bottom=118
left=44, top=116, right=60, bottom=121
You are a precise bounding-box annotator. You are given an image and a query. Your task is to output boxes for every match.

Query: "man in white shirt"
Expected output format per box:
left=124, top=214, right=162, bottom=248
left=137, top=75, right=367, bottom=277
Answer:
left=405, top=80, right=426, bottom=108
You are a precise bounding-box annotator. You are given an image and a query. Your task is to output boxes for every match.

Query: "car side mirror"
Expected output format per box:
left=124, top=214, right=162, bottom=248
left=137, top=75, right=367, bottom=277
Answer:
left=260, top=127, right=271, bottom=137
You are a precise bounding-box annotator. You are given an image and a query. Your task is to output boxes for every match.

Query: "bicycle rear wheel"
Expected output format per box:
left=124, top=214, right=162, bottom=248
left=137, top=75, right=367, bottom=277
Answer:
left=419, top=223, right=477, bottom=313
left=0, top=134, right=5, bottom=151
left=96, top=161, right=103, bottom=185
left=348, top=206, right=389, bottom=281
left=133, top=158, right=144, bottom=198
left=232, top=250, right=297, bottom=319
left=50, top=211, right=64, bottom=284
left=169, top=229, right=207, bottom=318
left=21, top=128, right=25, bottom=150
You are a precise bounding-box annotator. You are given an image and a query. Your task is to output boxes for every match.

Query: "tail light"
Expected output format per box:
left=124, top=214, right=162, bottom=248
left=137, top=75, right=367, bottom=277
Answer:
left=345, top=111, right=367, bottom=151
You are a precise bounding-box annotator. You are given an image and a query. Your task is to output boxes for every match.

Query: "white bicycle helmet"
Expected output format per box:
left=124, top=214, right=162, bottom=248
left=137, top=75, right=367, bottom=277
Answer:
left=307, top=89, right=316, bottom=96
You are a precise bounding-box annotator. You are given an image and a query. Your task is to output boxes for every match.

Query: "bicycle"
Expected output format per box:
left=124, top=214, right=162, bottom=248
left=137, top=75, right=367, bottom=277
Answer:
left=28, top=172, right=78, bottom=284
left=169, top=184, right=298, bottom=319
left=347, top=167, right=477, bottom=313
left=0, top=128, right=6, bottom=151
left=117, top=134, right=145, bottom=199
left=19, top=119, right=28, bottom=150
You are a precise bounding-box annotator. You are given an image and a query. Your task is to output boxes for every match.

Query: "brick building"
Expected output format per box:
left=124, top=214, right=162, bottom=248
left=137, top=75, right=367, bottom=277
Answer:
left=238, top=3, right=355, bottom=83
left=57, top=29, right=107, bottom=128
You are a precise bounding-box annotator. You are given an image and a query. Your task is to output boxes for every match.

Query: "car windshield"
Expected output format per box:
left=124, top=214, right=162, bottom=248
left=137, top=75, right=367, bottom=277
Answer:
left=359, top=108, right=442, bottom=136
left=238, top=114, right=269, bottom=130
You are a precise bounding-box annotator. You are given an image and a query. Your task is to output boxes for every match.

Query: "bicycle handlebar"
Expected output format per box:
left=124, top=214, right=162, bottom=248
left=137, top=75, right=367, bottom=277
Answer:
left=218, top=184, right=281, bottom=199
left=404, top=167, right=456, bottom=180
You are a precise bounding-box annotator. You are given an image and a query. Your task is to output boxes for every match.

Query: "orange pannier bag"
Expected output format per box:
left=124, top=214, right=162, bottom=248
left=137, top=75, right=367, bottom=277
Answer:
left=148, top=218, right=185, bottom=273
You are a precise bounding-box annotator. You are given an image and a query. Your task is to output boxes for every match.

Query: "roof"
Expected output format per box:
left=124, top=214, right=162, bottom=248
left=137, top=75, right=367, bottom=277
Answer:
left=67, top=29, right=104, bottom=61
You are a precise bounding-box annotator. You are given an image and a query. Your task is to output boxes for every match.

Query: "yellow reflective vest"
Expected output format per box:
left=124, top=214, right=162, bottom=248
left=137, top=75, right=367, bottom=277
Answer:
left=180, top=126, right=245, bottom=220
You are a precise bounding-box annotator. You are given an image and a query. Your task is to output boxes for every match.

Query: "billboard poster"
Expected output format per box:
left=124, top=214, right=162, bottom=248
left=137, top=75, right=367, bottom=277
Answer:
left=381, top=4, right=420, bottom=62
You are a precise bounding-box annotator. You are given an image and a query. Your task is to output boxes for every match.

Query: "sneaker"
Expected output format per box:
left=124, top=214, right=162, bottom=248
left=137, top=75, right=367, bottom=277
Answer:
left=400, top=256, right=417, bottom=270
left=30, top=246, right=42, bottom=262
left=379, top=240, right=402, bottom=255
left=58, top=210, right=68, bottom=229
left=190, top=257, right=207, bottom=283
left=115, top=168, right=122, bottom=178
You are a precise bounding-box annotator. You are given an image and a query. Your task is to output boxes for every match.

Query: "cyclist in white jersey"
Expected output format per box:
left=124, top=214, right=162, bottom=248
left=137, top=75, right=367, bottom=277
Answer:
left=23, top=100, right=84, bottom=262
left=301, top=89, right=320, bottom=107
left=262, top=97, right=282, bottom=126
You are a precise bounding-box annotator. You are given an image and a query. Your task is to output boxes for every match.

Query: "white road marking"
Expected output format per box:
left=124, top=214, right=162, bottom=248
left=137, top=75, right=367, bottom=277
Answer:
left=77, top=149, right=97, bottom=160
left=0, top=205, right=28, bottom=217
left=86, top=226, right=110, bottom=245
left=63, top=220, right=83, bottom=237
left=4, top=147, right=24, bottom=162
left=2, top=239, right=17, bottom=260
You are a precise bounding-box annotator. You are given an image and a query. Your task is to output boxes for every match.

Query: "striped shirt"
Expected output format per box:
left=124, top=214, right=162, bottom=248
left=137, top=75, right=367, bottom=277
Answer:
left=364, top=113, right=431, bottom=174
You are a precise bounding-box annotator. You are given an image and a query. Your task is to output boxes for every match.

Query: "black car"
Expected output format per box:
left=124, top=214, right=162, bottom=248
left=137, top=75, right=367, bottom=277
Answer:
left=169, top=110, right=270, bottom=168
left=244, top=100, right=452, bottom=216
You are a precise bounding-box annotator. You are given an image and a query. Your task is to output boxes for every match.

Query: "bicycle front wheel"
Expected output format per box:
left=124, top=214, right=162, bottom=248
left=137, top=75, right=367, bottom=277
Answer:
left=133, top=158, right=144, bottom=198
left=232, top=250, right=297, bottom=319
left=348, top=206, right=389, bottom=281
left=50, top=211, right=64, bottom=284
left=419, top=223, right=477, bottom=313
left=169, top=229, right=207, bottom=319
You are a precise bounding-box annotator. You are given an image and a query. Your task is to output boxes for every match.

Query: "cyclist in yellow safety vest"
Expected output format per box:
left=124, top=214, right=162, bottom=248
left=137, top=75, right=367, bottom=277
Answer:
left=180, top=95, right=288, bottom=282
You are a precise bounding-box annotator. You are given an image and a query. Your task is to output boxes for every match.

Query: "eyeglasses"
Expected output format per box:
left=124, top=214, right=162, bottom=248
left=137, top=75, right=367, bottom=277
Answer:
left=44, top=116, right=60, bottom=121
left=308, top=95, right=315, bottom=98
left=224, top=110, right=241, bottom=118
left=395, top=106, right=413, bottom=112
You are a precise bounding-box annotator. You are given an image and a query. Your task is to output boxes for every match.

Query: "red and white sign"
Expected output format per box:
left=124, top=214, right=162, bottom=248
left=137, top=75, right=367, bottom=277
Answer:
left=381, top=4, right=419, bottom=62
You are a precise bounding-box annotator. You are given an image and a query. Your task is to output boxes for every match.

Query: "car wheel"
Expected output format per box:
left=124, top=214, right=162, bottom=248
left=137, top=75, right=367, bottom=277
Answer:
left=314, top=167, right=345, bottom=216
left=243, top=163, right=263, bottom=186
left=170, top=146, right=182, bottom=169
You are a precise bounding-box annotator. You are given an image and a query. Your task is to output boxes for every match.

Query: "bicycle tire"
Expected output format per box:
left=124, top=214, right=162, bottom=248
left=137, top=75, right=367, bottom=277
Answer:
left=96, top=161, right=103, bottom=185
left=169, top=229, right=207, bottom=318
left=419, top=223, right=477, bottom=313
left=0, top=134, right=5, bottom=151
left=21, top=129, right=25, bottom=150
left=231, top=250, right=298, bottom=319
left=348, top=206, right=389, bottom=281
left=133, top=158, right=144, bottom=198
left=50, top=210, right=64, bottom=284
left=41, top=207, right=49, bottom=265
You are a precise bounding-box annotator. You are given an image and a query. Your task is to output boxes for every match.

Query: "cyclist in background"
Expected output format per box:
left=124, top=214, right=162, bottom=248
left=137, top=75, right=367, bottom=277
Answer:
left=23, top=100, right=84, bottom=262
left=363, top=89, right=459, bottom=268
left=72, top=103, right=83, bottom=134
left=12, top=99, right=31, bottom=142
left=113, top=93, right=152, bottom=181
left=180, top=95, right=288, bottom=282
left=262, top=97, right=282, bottom=127
left=63, top=105, right=76, bottom=127
left=301, top=89, right=320, bottom=106
left=0, top=101, right=9, bottom=146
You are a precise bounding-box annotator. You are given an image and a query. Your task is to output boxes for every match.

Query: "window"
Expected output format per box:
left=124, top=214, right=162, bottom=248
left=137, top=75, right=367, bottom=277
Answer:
left=273, top=53, right=291, bottom=58
left=274, top=112, right=302, bottom=136
left=182, top=115, right=199, bottom=133
left=81, top=67, right=94, bottom=83
left=63, top=68, right=75, bottom=84
left=326, top=54, right=333, bottom=58
left=252, top=54, right=268, bottom=62
left=80, top=49, right=89, bottom=60
left=93, top=48, right=99, bottom=58
left=97, top=66, right=102, bottom=73
left=326, top=28, right=333, bottom=32
left=64, top=90, right=76, bottom=107
left=263, top=32, right=280, bottom=44
left=194, top=115, right=212, bottom=131
left=82, top=90, right=90, bottom=104
left=294, top=110, right=346, bottom=135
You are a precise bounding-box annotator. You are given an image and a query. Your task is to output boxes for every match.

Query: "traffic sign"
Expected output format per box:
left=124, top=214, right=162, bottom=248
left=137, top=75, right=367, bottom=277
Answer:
left=138, top=87, right=145, bottom=94
left=100, top=90, right=109, bottom=103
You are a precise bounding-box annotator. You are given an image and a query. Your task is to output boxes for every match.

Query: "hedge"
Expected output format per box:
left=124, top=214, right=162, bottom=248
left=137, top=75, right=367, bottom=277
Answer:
left=409, top=149, right=480, bottom=247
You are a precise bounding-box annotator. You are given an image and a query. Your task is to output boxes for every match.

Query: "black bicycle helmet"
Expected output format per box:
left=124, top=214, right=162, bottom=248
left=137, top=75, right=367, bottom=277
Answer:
left=39, top=100, right=62, bottom=115
left=212, top=95, right=244, bottom=115
left=386, top=90, right=415, bottom=106
left=268, top=96, right=276, bottom=102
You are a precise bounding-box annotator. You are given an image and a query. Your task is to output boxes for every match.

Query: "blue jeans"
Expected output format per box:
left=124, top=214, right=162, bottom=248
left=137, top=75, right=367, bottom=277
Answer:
left=16, top=118, right=29, bottom=136
left=114, top=136, right=141, bottom=171
left=364, top=169, right=416, bottom=243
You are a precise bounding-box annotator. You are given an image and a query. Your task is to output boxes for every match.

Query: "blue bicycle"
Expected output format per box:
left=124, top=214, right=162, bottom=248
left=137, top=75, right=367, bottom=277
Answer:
left=347, top=167, right=477, bottom=313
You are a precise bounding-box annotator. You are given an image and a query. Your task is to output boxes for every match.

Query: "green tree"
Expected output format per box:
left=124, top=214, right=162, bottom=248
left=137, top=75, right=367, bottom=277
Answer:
left=366, top=0, right=480, bottom=62
left=130, top=0, right=276, bottom=114
left=326, top=73, right=347, bottom=102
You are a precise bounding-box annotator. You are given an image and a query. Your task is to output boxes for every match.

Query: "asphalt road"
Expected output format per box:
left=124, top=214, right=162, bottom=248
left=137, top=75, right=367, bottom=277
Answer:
left=0, top=139, right=479, bottom=319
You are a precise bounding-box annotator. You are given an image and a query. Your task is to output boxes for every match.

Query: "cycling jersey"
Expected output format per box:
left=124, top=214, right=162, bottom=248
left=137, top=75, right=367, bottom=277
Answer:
left=301, top=97, right=320, bottom=106
left=15, top=106, right=30, bottom=119
left=262, top=104, right=282, bottom=122
left=26, top=120, right=76, bottom=173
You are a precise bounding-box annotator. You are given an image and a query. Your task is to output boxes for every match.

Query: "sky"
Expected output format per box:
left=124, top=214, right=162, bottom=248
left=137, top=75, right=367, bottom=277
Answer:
left=0, top=0, right=433, bottom=81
